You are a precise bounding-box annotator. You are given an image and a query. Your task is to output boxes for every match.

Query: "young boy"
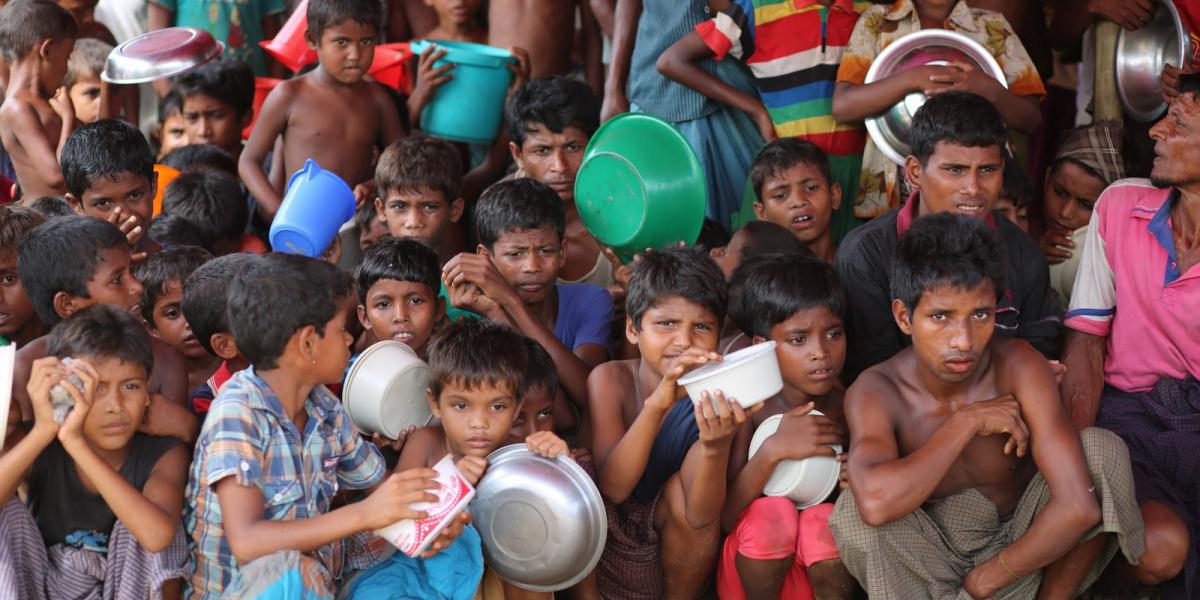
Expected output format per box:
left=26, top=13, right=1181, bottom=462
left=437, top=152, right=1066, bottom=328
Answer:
left=354, top=202, right=389, bottom=254
left=185, top=253, right=467, bottom=598
left=154, top=92, right=189, bottom=161
left=0, top=205, right=47, bottom=346
left=240, top=0, right=404, bottom=222
left=29, top=195, right=75, bottom=219
left=719, top=253, right=856, bottom=600
left=444, top=178, right=612, bottom=430
left=748, top=139, right=843, bottom=262
left=994, top=157, right=1033, bottom=234
left=64, top=37, right=111, bottom=125
left=60, top=119, right=161, bottom=259
left=0, top=0, right=77, bottom=199
left=658, top=0, right=864, bottom=242
left=831, top=0, right=1045, bottom=219
left=133, top=245, right=216, bottom=395
left=0, top=305, right=191, bottom=600
left=710, top=220, right=811, bottom=281
left=373, top=134, right=464, bottom=264
left=588, top=246, right=751, bottom=600
left=355, top=237, right=444, bottom=360
left=160, top=170, right=252, bottom=256
left=171, top=57, right=255, bottom=162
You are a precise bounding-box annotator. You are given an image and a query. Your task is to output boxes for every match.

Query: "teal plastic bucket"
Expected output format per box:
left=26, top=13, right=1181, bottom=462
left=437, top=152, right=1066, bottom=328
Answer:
left=270, top=159, right=355, bottom=257
left=409, top=40, right=515, bottom=144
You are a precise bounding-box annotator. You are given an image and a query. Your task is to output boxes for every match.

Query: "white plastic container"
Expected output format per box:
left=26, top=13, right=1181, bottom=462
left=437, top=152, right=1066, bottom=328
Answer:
left=747, top=412, right=842, bottom=509
left=343, top=340, right=432, bottom=439
left=375, top=455, right=475, bottom=557
left=677, top=341, right=783, bottom=409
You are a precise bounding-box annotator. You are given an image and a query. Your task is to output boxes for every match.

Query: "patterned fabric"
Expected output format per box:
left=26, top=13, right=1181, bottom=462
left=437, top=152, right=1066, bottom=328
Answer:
left=829, top=428, right=1144, bottom=599
left=627, top=0, right=719, bottom=122
left=1097, top=378, right=1200, bottom=600
left=148, top=0, right=285, bottom=76
left=1054, top=122, right=1124, bottom=186
left=185, top=367, right=386, bottom=599
left=835, top=0, right=1046, bottom=219
left=596, top=494, right=664, bottom=600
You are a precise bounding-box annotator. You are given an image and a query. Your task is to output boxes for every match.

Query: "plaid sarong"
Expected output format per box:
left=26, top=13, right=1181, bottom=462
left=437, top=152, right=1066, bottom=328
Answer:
left=830, top=427, right=1144, bottom=599
left=596, top=494, right=664, bottom=600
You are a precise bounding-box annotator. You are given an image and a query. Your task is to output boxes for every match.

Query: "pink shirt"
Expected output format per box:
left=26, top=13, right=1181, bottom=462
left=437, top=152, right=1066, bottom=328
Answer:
left=1065, top=179, right=1200, bottom=392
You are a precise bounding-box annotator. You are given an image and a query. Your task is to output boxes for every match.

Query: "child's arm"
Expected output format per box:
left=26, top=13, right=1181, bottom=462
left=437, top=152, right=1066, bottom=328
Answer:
left=579, top=0, right=605, bottom=97
left=238, top=83, right=293, bottom=222
left=146, top=2, right=176, bottom=98
left=677, top=391, right=750, bottom=529
left=831, top=66, right=961, bottom=123
left=0, top=357, right=65, bottom=504
left=49, top=88, right=75, bottom=160
left=601, top=0, right=642, bottom=121
left=2, top=101, right=66, bottom=193
left=927, top=61, right=1042, bottom=134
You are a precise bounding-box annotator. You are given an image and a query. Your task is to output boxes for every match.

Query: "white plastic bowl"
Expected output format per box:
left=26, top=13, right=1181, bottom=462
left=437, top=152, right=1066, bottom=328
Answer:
left=677, top=341, right=782, bottom=409
left=343, top=340, right=432, bottom=438
left=748, top=412, right=842, bottom=509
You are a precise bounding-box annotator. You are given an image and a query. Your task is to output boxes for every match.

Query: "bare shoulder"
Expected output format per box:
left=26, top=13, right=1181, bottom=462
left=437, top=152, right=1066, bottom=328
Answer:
left=151, top=442, right=192, bottom=481
left=844, top=360, right=902, bottom=417
left=397, top=425, right=443, bottom=469
left=588, top=359, right=636, bottom=398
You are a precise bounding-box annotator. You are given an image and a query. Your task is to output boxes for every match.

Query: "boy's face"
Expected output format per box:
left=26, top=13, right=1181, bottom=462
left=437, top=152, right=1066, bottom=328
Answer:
left=68, top=71, right=102, bottom=124
left=0, top=253, right=37, bottom=338
left=39, top=38, right=75, bottom=97
left=1043, top=161, right=1105, bottom=232
left=484, top=225, right=564, bottom=305
left=182, top=93, right=245, bottom=154
left=429, top=379, right=520, bottom=459
left=510, top=125, right=589, bottom=204
left=765, top=307, right=846, bottom=399
left=71, top=245, right=144, bottom=318
left=627, top=295, right=720, bottom=378
left=70, top=171, right=155, bottom=232
left=79, top=354, right=149, bottom=452
left=148, top=279, right=206, bottom=360
left=709, top=228, right=748, bottom=280
left=993, top=197, right=1029, bottom=233
left=425, top=0, right=480, bottom=25
left=357, top=279, right=442, bottom=356
left=893, top=281, right=996, bottom=385
left=311, top=299, right=355, bottom=384
left=906, top=142, right=1003, bottom=219
left=753, top=162, right=841, bottom=244
left=375, top=187, right=462, bottom=247
left=358, top=216, right=389, bottom=253
left=157, top=112, right=189, bottom=160
left=313, top=20, right=378, bottom=85
left=510, top=383, right=554, bottom=441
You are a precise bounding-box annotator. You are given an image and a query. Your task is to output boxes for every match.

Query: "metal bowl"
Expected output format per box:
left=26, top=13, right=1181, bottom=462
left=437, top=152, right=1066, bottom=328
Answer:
left=101, top=27, right=224, bottom=84
left=1116, top=0, right=1193, bottom=122
left=471, top=445, right=606, bottom=592
left=864, top=30, right=1008, bottom=164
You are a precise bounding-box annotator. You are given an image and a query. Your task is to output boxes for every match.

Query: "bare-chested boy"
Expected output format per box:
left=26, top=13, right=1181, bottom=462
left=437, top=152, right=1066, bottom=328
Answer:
left=830, top=212, right=1144, bottom=599
left=489, top=0, right=602, bottom=92
left=0, top=0, right=77, bottom=200
left=238, top=0, right=404, bottom=222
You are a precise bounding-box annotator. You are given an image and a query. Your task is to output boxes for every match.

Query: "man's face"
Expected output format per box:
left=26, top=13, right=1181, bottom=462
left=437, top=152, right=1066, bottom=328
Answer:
left=182, top=93, right=244, bottom=154
left=1149, top=94, right=1200, bottom=188
left=767, top=306, right=846, bottom=399
left=895, top=281, right=997, bottom=384
left=357, top=279, right=441, bottom=357
left=79, top=355, right=149, bottom=452
left=0, top=253, right=38, bottom=338
left=78, top=245, right=144, bottom=319
left=68, top=72, right=102, bottom=124
left=72, top=171, right=155, bottom=232
left=510, top=125, right=589, bottom=204
left=430, top=380, right=519, bottom=459
left=627, top=296, right=721, bottom=378
left=1043, top=161, right=1105, bottom=232
left=312, top=20, right=377, bottom=85
left=907, top=142, right=1003, bottom=219
left=485, top=226, right=564, bottom=305
left=753, top=162, right=841, bottom=244
left=149, top=279, right=207, bottom=360
left=375, top=187, right=462, bottom=247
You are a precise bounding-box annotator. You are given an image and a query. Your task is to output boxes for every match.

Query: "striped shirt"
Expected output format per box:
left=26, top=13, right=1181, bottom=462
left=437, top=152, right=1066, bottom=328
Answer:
left=184, top=367, right=385, bottom=599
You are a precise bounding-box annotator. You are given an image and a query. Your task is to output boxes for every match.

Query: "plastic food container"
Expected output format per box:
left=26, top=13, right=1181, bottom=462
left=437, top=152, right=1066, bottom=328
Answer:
left=342, top=341, right=432, bottom=439
left=677, top=341, right=782, bottom=409
left=269, top=159, right=356, bottom=257
left=375, top=455, right=474, bottom=556
left=748, top=412, right=842, bottom=509
left=407, top=40, right=516, bottom=144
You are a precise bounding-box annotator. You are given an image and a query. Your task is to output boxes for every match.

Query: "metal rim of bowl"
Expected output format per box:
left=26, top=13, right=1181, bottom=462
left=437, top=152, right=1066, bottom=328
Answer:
left=863, top=30, right=1008, bottom=164
left=1115, top=0, right=1192, bottom=122
left=101, top=29, right=224, bottom=84
left=475, top=444, right=607, bottom=592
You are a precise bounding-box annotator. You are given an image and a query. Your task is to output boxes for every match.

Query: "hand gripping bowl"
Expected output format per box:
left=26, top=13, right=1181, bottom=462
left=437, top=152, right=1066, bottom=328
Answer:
left=471, top=445, right=606, bottom=592
left=101, top=27, right=224, bottom=84
left=1116, top=0, right=1193, bottom=122
left=677, top=341, right=783, bottom=410
left=342, top=341, right=432, bottom=439
left=748, top=412, right=842, bottom=509
left=864, top=30, right=1008, bottom=164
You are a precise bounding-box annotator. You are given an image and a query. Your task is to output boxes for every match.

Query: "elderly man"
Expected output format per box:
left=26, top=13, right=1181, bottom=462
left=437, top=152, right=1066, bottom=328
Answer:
left=1061, top=74, right=1200, bottom=599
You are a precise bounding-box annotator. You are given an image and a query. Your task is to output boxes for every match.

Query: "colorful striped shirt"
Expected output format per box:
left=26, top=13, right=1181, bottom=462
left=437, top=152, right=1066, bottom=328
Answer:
left=184, top=367, right=386, bottom=599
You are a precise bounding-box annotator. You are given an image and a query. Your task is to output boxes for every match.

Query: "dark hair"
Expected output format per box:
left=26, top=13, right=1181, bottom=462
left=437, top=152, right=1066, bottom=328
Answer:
left=149, top=214, right=214, bottom=251
left=47, top=304, right=153, bottom=375
left=162, top=170, right=249, bottom=245
left=427, top=318, right=529, bottom=400
left=29, top=196, right=75, bottom=219
left=505, top=76, right=600, bottom=147
left=60, top=119, right=155, bottom=199
left=307, top=0, right=382, bottom=42
left=474, top=179, right=565, bottom=250
left=750, top=138, right=832, bottom=201
left=0, top=204, right=45, bottom=257
left=523, top=336, right=558, bottom=394
left=375, top=134, right=463, bottom=202
left=18, top=216, right=127, bottom=328
left=626, top=246, right=726, bottom=330
left=132, top=245, right=212, bottom=324
left=355, top=237, right=440, bottom=305
left=160, top=144, right=238, bottom=176
left=0, top=0, right=76, bottom=63
left=158, top=91, right=183, bottom=122
left=728, top=253, right=844, bottom=338
left=65, top=38, right=112, bottom=89
left=734, top=221, right=811, bottom=263
left=999, top=156, right=1032, bottom=208
left=695, top=218, right=730, bottom=251
left=354, top=201, right=379, bottom=232
left=890, top=213, right=1005, bottom=313
left=228, top=253, right=354, bottom=370
left=1178, top=72, right=1200, bottom=97
left=910, top=92, right=1007, bottom=166
left=181, top=252, right=261, bottom=355
left=172, top=56, right=255, bottom=119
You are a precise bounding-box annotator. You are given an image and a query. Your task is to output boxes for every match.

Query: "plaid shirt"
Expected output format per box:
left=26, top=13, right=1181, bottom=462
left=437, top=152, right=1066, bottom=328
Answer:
left=184, top=367, right=385, bottom=599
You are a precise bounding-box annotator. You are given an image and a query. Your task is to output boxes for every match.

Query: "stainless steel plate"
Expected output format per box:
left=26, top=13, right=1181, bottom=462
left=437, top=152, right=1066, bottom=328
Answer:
left=101, top=27, right=223, bottom=84
left=1116, top=0, right=1192, bottom=122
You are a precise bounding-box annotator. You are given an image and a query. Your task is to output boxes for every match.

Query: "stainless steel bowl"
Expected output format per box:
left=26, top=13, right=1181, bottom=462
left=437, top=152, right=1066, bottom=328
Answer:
left=1116, top=0, right=1193, bottom=122
left=471, top=445, right=606, bottom=592
left=864, top=30, right=1008, bottom=164
left=101, top=27, right=224, bottom=84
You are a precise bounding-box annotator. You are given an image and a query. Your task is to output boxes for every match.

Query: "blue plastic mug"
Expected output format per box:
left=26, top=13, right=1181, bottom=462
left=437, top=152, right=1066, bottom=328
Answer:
left=269, top=159, right=355, bottom=257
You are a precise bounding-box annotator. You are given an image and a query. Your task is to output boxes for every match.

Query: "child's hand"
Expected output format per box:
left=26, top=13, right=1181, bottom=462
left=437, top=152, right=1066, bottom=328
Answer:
left=408, top=45, right=455, bottom=121
left=353, top=180, right=378, bottom=212
left=50, top=86, right=75, bottom=124
left=752, top=103, right=778, bottom=143
left=455, top=455, right=488, bottom=486
left=54, top=359, right=98, bottom=446
left=1038, top=226, right=1075, bottom=264
left=372, top=426, right=416, bottom=453
left=442, top=253, right=518, bottom=310
left=105, top=206, right=146, bottom=262
left=644, top=348, right=721, bottom=412
left=761, top=402, right=844, bottom=463
left=927, top=62, right=1004, bottom=102
left=443, top=278, right=504, bottom=320
left=525, top=430, right=568, bottom=459
left=570, top=446, right=593, bottom=468
left=1048, top=359, right=1067, bottom=386
left=694, top=390, right=749, bottom=450
left=505, top=46, right=532, bottom=96
left=905, top=64, right=961, bottom=95
left=360, top=468, right=441, bottom=530
left=420, top=511, right=472, bottom=558
left=27, top=357, right=76, bottom=436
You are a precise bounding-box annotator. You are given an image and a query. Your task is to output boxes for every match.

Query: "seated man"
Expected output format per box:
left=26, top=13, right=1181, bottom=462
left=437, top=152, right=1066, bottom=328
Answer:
left=1061, top=74, right=1200, bottom=599
left=831, top=213, right=1143, bottom=599
left=835, top=91, right=1060, bottom=382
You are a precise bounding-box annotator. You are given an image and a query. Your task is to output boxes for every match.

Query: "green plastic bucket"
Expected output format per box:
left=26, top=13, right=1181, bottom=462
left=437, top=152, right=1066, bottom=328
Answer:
left=409, top=40, right=515, bottom=144
left=573, top=113, right=707, bottom=262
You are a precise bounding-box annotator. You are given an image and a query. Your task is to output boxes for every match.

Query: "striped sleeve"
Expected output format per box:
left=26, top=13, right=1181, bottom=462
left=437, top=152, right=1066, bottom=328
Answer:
left=696, top=1, right=755, bottom=62
left=1065, top=200, right=1115, bottom=336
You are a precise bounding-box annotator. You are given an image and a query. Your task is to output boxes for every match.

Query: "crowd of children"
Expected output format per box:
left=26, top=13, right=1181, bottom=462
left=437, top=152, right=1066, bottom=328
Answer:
left=1, top=0, right=1199, bottom=598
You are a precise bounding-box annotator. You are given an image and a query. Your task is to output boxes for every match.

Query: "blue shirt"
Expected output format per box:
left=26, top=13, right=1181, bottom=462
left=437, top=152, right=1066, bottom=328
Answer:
left=554, top=283, right=613, bottom=356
